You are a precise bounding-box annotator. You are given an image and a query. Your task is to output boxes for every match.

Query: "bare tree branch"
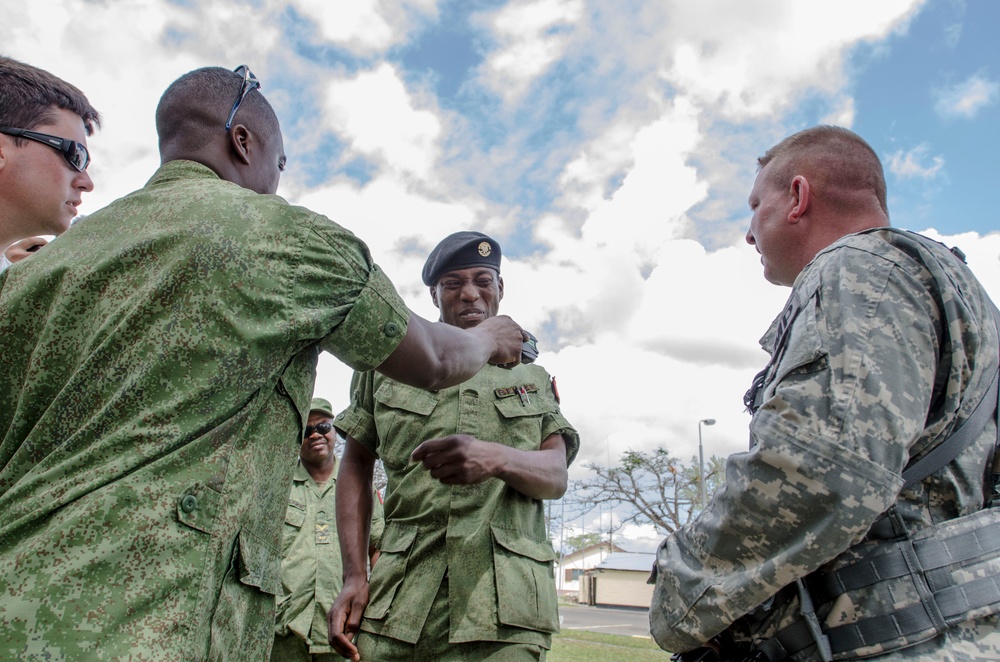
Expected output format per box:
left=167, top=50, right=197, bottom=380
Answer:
left=570, top=448, right=725, bottom=537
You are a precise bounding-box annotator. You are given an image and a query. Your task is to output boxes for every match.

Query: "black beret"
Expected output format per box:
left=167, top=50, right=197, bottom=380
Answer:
left=422, top=231, right=502, bottom=286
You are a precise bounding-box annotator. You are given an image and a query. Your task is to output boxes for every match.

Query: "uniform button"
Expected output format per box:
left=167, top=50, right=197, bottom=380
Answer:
left=384, top=322, right=399, bottom=337
left=336, top=413, right=345, bottom=420
left=181, top=495, right=198, bottom=513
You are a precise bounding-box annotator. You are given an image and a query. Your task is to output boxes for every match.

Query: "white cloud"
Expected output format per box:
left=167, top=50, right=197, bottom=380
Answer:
left=886, top=144, right=945, bottom=179
left=661, top=0, right=922, bottom=119
left=322, top=63, right=442, bottom=182
left=290, top=0, right=439, bottom=56
left=478, top=0, right=584, bottom=103
left=12, top=0, right=1000, bottom=559
left=934, top=73, right=1000, bottom=119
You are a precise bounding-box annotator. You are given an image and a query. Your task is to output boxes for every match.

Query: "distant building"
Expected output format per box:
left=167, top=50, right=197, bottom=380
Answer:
left=578, top=552, right=656, bottom=609
left=554, top=541, right=626, bottom=595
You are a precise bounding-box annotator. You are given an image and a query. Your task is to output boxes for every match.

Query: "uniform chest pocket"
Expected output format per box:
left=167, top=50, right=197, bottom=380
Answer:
left=771, top=299, right=829, bottom=391
left=373, top=382, right=440, bottom=467
left=282, top=501, right=306, bottom=556
left=493, top=397, right=550, bottom=450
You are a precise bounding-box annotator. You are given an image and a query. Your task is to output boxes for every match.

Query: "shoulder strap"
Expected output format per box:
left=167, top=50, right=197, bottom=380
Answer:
left=900, top=297, right=1000, bottom=492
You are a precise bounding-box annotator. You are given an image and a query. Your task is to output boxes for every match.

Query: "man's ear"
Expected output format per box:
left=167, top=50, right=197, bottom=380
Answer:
left=497, top=275, right=504, bottom=302
left=788, top=175, right=811, bottom=224
left=429, top=286, right=440, bottom=309
left=229, top=124, right=252, bottom=166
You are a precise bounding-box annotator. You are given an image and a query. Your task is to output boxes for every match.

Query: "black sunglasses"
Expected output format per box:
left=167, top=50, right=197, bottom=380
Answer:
left=0, top=127, right=90, bottom=172
left=225, top=65, right=261, bottom=131
left=304, top=422, right=333, bottom=438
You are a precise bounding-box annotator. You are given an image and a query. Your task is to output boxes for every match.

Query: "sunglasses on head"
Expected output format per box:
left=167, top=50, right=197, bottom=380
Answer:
left=304, top=422, right=333, bottom=438
left=0, top=127, right=90, bottom=172
left=225, top=64, right=261, bottom=131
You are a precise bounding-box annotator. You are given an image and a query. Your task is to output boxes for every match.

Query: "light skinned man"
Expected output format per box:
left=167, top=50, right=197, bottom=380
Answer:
left=650, top=126, right=1000, bottom=661
left=329, top=231, right=580, bottom=661
left=0, top=56, right=99, bottom=272
left=0, top=67, right=525, bottom=661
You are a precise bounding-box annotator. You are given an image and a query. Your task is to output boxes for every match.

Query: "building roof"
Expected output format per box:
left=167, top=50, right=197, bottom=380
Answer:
left=595, top=552, right=656, bottom=572
left=557, top=541, right=627, bottom=564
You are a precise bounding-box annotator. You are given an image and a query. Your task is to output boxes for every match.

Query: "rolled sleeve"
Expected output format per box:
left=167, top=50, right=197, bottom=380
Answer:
left=319, top=264, right=409, bottom=372
left=542, top=412, right=579, bottom=466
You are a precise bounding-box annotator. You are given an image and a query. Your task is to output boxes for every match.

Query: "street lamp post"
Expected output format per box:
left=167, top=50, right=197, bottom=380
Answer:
left=698, top=418, right=716, bottom=510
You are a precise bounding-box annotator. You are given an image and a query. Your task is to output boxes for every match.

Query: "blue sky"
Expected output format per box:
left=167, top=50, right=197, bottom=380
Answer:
left=850, top=0, right=999, bottom=235
left=8, top=0, right=1000, bottom=550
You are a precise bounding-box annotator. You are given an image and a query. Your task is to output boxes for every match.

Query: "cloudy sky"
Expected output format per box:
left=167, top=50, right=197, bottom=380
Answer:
left=8, top=0, right=1000, bottom=551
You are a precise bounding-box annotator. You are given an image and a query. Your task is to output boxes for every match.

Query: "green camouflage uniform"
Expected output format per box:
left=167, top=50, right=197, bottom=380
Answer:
left=0, top=160, right=409, bottom=661
left=272, top=460, right=385, bottom=660
left=335, top=363, right=579, bottom=658
left=651, top=229, right=1000, bottom=661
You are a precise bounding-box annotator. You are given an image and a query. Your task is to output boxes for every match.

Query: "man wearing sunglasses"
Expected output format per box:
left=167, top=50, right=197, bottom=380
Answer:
left=0, top=67, right=525, bottom=661
left=0, top=56, right=100, bottom=273
left=274, top=397, right=385, bottom=662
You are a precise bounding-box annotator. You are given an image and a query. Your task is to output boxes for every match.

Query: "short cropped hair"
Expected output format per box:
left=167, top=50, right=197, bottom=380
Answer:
left=758, top=125, right=888, bottom=215
left=155, top=66, right=279, bottom=156
left=0, top=56, right=101, bottom=137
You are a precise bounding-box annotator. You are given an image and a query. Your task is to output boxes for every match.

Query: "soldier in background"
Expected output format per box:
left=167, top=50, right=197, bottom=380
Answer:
left=273, top=397, right=385, bottom=661
left=651, top=125, right=1000, bottom=661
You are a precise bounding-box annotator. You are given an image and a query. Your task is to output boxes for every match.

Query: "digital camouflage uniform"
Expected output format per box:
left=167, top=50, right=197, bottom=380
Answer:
left=272, top=460, right=385, bottom=660
left=651, top=229, right=1000, bottom=661
left=0, top=160, right=409, bottom=661
left=335, top=362, right=579, bottom=659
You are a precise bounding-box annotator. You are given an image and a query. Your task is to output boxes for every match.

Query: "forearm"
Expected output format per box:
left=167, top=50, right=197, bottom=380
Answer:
left=376, top=314, right=525, bottom=391
left=495, top=434, right=568, bottom=500
left=336, top=439, right=376, bottom=582
left=374, top=314, right=490, bottom=390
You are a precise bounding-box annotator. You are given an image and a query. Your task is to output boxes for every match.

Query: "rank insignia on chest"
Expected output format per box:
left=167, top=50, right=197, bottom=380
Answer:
left=495, top=383, right=538, bottom=405
left=315, top=523, right=332, bottom=545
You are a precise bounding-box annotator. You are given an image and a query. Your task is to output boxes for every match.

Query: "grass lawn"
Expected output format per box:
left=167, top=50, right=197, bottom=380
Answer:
left=549, top=629, right=672, bottom=661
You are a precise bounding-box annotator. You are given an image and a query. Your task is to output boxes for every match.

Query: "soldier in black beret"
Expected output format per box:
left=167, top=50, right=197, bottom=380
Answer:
left=421, top=231, right=502, bottom=286
left=330, top=230, right=579, bottom=661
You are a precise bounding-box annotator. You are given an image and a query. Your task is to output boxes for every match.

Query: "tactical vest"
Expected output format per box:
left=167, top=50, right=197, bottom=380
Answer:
left=742, top=230, right=1000, bottom=662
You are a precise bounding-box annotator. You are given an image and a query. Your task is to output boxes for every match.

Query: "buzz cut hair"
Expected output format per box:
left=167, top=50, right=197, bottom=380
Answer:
left=0, top=56, right=101, bottom=137
left=758, top=125, right=888, bottom=216
left=155, top=66, right=279, bottom=157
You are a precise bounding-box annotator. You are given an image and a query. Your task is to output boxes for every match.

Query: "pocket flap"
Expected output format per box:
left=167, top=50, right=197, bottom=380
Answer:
left=375, top=382, right=438, bottom=416
left=284, top=502, right=305, bottom=528
left=493, top=396, right=552, bottom=420
left=238, top=529, right=282, bottom=596
left=379, top=522, right=419, bottom=554
left=491, top=525, right=557, bottom=562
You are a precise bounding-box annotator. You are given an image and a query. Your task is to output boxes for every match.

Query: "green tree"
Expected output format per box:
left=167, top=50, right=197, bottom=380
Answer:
left=564, top=532, right=604, bottom=554
left=571, top=448, right=725, bottom=536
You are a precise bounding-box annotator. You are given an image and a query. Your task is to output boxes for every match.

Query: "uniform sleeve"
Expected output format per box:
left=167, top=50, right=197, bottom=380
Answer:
left=541, top=411, right=580, bottom=466
left=293, top=217, right=410, bottom=372
left=334, top=370, right=379, bottom=456
left=534, top=368, right=580, bottom=465
left=318, top=264, right=409, bottom=372
left=650, top=247, right=936, bottom=653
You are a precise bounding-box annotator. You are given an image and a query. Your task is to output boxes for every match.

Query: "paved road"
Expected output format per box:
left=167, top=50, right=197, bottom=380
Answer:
left=558, top=602, right=652, bottom=638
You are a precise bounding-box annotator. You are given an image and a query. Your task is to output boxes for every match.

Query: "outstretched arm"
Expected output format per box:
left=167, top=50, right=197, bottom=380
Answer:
left=328, top=437, right=376, bottom=662
left=410, top=432, right=568, bottom=500
left=376, top=313, right=526, bottom=391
